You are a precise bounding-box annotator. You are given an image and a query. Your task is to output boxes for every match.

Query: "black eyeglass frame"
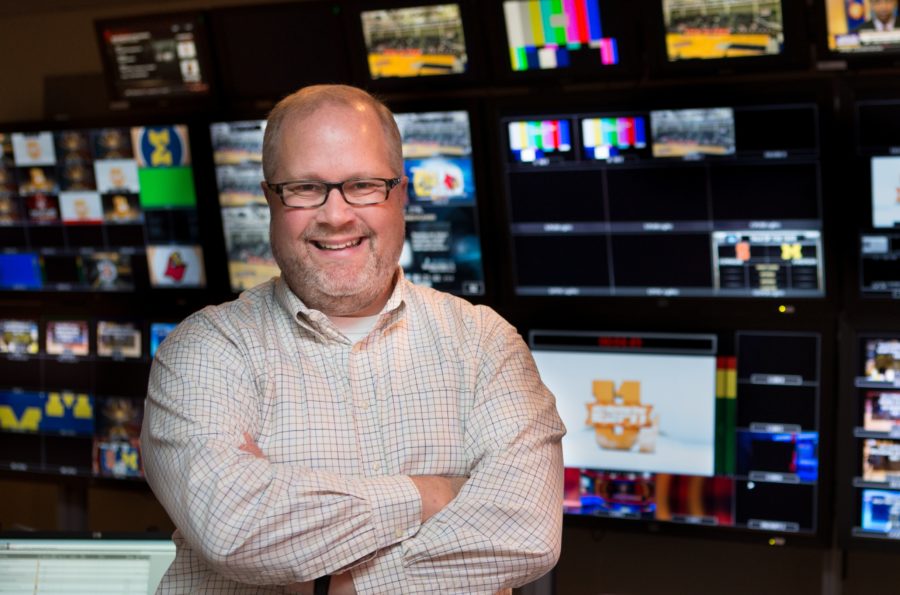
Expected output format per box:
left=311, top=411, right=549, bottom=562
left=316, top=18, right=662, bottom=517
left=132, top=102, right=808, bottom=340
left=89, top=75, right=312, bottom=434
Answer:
left=264, top=177, right=402, bottom=209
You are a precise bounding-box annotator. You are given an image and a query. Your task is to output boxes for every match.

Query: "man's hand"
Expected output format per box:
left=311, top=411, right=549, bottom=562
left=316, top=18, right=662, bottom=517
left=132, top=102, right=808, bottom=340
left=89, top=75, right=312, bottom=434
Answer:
left=239, top=432, right=265, bottom=459
left=409, top=475, right=468, bottom=523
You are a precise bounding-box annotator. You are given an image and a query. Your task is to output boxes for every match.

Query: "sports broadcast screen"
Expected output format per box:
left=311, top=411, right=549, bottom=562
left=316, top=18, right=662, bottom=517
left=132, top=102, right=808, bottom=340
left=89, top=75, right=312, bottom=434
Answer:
left=662, top=0, right=784, bottom=61
left=360, top=4, right=468, bottom=79
left=95, top=12, right=213, bottom=100
left=0, top=126, right=206, bottom=292
left=500, top=102, right=824, bottom=298
left=825, top=0, right=900, bottom=54
left=533, top=330, right=822, bottom=536
left=210, top=111, right=484, bottom=295
left=849, top=335, right=900, bottom=541
left=502, top=0, right=621, bottom=72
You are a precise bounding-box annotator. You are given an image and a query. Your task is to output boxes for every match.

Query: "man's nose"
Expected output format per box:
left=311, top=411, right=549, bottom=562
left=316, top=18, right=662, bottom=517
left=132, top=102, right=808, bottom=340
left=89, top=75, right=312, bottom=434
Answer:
left=317, top=186, right=356, bottom=225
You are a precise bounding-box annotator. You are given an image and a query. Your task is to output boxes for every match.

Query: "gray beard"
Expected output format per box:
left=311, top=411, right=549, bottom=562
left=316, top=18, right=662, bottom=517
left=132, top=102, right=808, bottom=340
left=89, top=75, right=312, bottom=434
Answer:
left=272, top=233, right=401, bottom=317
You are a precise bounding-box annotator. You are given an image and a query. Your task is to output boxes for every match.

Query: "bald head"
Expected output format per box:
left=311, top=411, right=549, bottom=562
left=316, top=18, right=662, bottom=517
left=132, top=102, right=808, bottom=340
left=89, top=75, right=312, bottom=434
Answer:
left=262, top=84, right=403, bottom=182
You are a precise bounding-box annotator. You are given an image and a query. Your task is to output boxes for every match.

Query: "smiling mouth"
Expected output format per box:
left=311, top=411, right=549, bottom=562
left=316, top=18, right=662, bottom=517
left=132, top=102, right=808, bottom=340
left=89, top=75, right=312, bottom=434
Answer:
left=312, top=238, right=364, bottom=251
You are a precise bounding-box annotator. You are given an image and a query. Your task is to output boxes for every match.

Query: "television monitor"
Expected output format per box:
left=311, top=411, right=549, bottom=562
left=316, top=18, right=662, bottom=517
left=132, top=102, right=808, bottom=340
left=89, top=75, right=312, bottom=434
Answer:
left=210, top=109, right=485, bottom=296
left=661, top=0, right=784, bottom=61
left=94, top=11, right=214, bottom=102
left=0, top=538, right=174, bottom=593
left=96, top=321, right=142, bottom=359
left=852, top=99, right=900, bottom=301
left=499, top=0, right=627, bottom=75
left=847, top=334, right=900, bottom=543
left=0, top=123, right=207, bottom=292
left=149, top=322, right=178, bottom=358
left=499, top=100, right=824, bottom=299
left=209, top=2, right=351, bottom=105
left=348, top=0, right=484, bottom=88
left=532, top=329, right=825, bottom=539
left=824, top=0, right=900, bottom=56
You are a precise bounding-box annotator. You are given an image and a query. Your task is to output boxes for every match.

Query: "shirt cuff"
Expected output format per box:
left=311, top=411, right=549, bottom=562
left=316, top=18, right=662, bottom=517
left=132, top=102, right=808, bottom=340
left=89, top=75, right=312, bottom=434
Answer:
left=354, top=475, right=421, bottom=550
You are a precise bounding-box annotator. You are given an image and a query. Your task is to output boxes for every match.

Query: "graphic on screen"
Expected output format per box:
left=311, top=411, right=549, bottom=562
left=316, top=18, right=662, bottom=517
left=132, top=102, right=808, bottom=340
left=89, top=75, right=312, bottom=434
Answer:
left=45, top=321, right=89, bottom=357
left=503, top=0, right=619, bottom=71
left=864, top=391, right=900, bottom=432
left=149, top=322, right=177, bottom=357
left=651, top=108, right=736, bottom=158
left=864, top=339, right=900, bottom=382
left=712, top=230, right=823, bottom=297
left=508, top=119, right=573, bottom=164
left=395, top=111, right=484, bottom=295
left=871, top=156, right=900, bottom=228
left=361, top=4, right=467, bottom=79
left=0, top=390, right=94, bottom=435
left=534, top=343, right=717, bottom=476
left=98, top=14, right=211, bottom=99
left=736, top=430, right=818, bottom=482
left=210, top=120, right=278, bottom=292
left=826, top=0, right=900, bottom=54
left=863, top=438, right=900, bottom=481
left=581, top=116, right=647, bottom=161
left=93, top=396, right=143, bottom=478
left=0, top=320, right=39, bottom=354
left=96, top=321, right=142, bottom=359
left=861, top=489, right=900, bottom=532
left=663, top=0, right=784, bottom=61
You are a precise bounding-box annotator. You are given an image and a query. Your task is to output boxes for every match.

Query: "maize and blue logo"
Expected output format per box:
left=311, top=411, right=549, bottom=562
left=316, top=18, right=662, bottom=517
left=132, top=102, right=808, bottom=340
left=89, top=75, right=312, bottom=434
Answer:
left=134, top=125, right=190, bottom=168
left=0, top=390, right=94, bottom=435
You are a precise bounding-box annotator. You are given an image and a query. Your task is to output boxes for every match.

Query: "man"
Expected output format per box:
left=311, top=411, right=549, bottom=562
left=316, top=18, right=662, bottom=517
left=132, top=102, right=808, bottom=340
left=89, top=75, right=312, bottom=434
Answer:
left=856, top=0, right=900, bottom=31
left=141, top=84, right=565, bottom=594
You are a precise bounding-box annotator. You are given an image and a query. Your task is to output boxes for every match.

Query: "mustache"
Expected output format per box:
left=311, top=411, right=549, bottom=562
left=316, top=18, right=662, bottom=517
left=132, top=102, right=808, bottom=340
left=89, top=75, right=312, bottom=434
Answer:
left=302, top=222, right=372, bottom=241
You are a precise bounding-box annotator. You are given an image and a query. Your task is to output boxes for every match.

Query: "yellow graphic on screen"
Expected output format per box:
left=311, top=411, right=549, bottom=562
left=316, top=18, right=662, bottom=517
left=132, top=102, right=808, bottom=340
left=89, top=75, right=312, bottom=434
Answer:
left=585, top=380, right=659, bottom=452
left=149, top=129, right=173, bottom=166
left=0, top=391, right=92, bottom=432
left=781, top=243, right=802, bottom=260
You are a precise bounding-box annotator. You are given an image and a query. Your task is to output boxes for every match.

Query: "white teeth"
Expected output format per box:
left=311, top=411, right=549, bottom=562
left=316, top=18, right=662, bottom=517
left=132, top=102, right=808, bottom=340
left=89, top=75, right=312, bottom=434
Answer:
left=315, top=238, right=362, bottom=250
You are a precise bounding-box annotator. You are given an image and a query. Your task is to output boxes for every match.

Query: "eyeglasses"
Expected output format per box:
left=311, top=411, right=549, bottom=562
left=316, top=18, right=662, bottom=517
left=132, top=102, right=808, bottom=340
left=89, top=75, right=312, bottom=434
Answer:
left=265, top=177, right=402, bottom=209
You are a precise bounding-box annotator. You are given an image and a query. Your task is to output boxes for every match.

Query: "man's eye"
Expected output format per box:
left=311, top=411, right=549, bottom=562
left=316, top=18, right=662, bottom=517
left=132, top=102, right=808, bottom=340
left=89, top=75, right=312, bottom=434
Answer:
left=348, top=181, right=378, bottom=191
left=288, top=184, right=322, bottom=194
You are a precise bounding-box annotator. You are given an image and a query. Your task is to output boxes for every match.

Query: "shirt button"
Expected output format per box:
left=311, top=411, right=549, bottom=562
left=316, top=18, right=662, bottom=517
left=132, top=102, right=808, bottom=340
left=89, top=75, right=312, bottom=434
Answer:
left=358, top=401, right=369, bottom=410
left=372, top=462, right=381, bottom=472
left=395, top=528, right=405, bottom=539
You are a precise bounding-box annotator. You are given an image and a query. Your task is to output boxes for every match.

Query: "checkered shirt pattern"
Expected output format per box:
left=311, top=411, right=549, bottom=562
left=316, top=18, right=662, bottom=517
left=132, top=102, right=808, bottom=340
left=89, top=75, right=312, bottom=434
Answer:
left=141, top=273, right=565, bottom=594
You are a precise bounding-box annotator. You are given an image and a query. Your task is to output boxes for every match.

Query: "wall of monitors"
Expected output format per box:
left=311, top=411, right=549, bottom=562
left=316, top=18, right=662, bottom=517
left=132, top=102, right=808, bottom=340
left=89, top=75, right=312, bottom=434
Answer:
left=532, top=329, right=824, bottom=539
left=0, top=125, right=207, bottom=292
left=499, top=102, right=824, bottom=299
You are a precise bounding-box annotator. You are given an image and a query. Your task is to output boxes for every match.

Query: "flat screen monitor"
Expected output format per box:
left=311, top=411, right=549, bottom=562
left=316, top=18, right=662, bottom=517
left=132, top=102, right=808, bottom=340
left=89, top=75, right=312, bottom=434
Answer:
left=500, top=101, right=824, bottom=298
left=210, top=110, right=485, bottom=295
left=662, top=0, right=785, bottom=61
left=532, top=329, right=823, bottom=538
left=95, top=12, right=213, bottom=102
left=0, top=538, right=174, bottom=593
left=360, top=3, right=468, bottom=79
left=501, top=0, right=625, bottom=74
left=852, top=100, right=900, bottom=300
left=824, top=0, right=900, bottom=55
left=0, top=125, right=206, bottom=292
left=848, top=335, right=900, bottom=542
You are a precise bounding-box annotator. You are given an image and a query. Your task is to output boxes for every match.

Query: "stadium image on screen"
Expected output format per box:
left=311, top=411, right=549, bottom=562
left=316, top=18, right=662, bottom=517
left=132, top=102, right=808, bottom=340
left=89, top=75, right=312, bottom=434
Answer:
left=503, top=0, right=619, bottom=71
left=361, top=4, right=467, bottom=79
left=651, top=107, right=736, bottom=158
left=826, top=0, right=900, bottom=54
left=663, top=0, right=784, bottom=61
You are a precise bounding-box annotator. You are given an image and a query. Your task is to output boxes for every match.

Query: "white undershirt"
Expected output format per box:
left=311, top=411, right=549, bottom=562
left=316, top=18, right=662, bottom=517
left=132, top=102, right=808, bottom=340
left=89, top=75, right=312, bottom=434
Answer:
left=327, top=314, right=380, bottom=344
